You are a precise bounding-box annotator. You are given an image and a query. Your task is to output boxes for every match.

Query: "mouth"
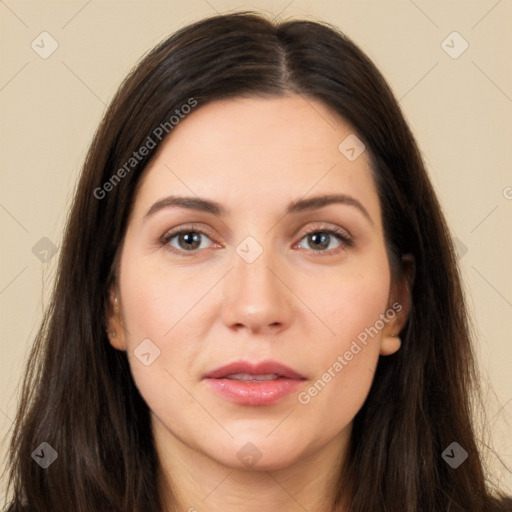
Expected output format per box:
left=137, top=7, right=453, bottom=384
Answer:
left=203, top=360, right=307, bottom=406
left=221, top=372, right=284, bottom=381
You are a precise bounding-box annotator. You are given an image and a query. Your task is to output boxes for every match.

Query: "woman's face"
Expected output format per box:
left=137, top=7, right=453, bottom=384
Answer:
left=108, top=95, right=407, bottom=471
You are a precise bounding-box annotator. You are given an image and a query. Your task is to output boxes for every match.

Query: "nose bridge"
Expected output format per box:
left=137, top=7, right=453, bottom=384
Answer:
left=221, top=232, right=292, bottom=331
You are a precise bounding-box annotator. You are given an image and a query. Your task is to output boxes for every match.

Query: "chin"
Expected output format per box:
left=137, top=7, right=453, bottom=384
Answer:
left=208, top=436, right=309, bottom=472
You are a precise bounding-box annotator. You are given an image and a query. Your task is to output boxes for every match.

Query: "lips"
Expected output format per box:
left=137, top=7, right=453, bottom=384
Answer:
left=203, top=360, right=307, bottom=406
left=203, top=360, right=306, bottom=380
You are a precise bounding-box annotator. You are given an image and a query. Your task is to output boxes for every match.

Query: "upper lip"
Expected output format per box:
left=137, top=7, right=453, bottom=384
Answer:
left=203, top=360, right=306, bottom=380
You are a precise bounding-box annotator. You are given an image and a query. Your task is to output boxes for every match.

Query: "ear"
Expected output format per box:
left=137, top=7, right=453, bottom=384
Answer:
left=105, top=285, right=127, bottom=351
left=380, top=253, right=415, bottom=356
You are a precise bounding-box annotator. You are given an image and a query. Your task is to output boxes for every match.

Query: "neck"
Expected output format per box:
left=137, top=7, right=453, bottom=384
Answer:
left=153, top=416, right=350, bottom=512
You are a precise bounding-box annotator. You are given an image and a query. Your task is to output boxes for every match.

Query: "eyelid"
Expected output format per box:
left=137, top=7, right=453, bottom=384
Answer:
left=297, top=223, right=352, bottom=240
left=161, top=223, right=217, bottom=242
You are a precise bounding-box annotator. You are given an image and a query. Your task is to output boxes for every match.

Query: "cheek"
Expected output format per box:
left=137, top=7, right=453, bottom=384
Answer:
left=116, top=250, right=194, bottom=399
left=119, top=249, right=203, bottom=342
left=298, top=262, right=390, bottom=419
left=119, top=264, right=205, bottom=435
left=315, top=257, right=391, bottom=346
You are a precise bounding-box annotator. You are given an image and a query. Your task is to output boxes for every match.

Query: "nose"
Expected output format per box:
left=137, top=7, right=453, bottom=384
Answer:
left=221, top=242, right=294, bottom=335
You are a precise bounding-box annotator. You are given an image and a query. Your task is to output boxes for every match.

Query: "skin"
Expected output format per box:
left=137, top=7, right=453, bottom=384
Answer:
left=107, top=95, right=411, bottom=512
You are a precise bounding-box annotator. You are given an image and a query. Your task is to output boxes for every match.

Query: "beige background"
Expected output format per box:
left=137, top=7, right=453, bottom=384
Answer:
left=1, top=0, right=511, bottom=500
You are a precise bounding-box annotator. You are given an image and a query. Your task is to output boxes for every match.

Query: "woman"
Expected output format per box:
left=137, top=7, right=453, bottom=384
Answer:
left=4, top=11, right=511, bottom=512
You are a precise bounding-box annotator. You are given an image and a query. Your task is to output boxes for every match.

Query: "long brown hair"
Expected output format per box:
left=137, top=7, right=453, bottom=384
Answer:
left=3, top=11, right=511, bottom=512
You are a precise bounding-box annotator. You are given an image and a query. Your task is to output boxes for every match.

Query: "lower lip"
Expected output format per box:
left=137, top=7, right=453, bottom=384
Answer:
left=205, top=377, right=304, bottom=406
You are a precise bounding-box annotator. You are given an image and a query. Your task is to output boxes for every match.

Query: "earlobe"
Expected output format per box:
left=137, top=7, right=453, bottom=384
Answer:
left=106, top=292, right=127, bottom=351
left=379, top=334, right=401, bottom=356
left=107, top=327, right=117, bottom=338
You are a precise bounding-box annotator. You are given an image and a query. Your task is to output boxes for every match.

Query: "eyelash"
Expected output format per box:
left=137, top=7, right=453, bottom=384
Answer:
left=160, top=223, right=353, bottom=258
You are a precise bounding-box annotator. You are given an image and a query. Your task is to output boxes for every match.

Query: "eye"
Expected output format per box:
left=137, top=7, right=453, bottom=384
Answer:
left=162, top=228, right=214, bottom=253
left=160, top=223, right=353, bottom=256
left=295, top=226, right=353, bottom=255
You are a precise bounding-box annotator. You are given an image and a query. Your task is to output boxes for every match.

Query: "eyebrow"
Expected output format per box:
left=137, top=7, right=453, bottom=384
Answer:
left=144, top=193, right=373, bottom=224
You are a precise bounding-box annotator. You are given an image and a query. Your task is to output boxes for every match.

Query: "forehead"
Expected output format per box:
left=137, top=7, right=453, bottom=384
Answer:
left=131, top=95, right=380, bottom=224
left=151, top=95, right=361, bottom=162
